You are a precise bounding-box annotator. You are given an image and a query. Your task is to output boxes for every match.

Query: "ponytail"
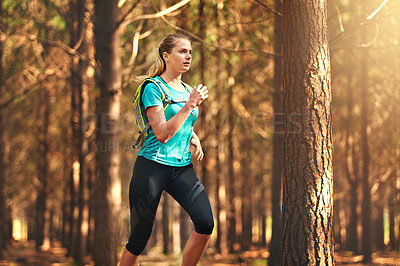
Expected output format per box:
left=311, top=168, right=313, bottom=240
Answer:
left=147, top=46, right=166, bottom=78
left=138, top=33, right=190, bottom=82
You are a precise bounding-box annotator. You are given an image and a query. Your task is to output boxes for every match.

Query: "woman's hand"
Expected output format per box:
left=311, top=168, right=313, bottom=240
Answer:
left=187, top=84, right=208, bottom=108
left=190, top=132, right=204, bottom=161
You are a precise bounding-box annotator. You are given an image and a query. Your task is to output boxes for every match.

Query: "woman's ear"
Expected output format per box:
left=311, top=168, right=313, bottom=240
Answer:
left=162, top=52, right=169, bottom=62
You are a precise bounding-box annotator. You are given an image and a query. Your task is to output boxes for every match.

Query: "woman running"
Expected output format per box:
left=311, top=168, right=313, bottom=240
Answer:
left=119, top=33, right=214, bottom=266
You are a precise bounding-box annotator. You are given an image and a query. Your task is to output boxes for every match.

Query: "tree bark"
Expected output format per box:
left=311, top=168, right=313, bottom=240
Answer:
left=360, top=42, right=372, bottom=265
left=73, top=0, right=90, bottom=261
left=227, top=73, right=236, bottom=253
left=389, top=187, right=396, bottom=250
left=344, top=71, right=358, bottom=253
left=269, top=0, right=283, bottom=264
left=240, top=138, right=253, bottom=250
left=67, top=0, right=82, bottom=253
left=162, top=195, right=171, bottom=254
left=281, top=0, right=334, bottom=264
left=0, top=0, right=6, bottom=256
left=93, top=0, right=122, bottom=264
left=35, top=86, right=51, bottom=250
left=374, top=195, right=385, bottom=251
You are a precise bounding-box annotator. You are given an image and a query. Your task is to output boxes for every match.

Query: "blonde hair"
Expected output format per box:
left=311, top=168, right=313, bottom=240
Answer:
left=147, top=33, right=190, bottom=78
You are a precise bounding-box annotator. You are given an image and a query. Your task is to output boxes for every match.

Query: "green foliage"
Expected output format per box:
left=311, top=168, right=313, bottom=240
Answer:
left=50, top=15, right=66, bottom=31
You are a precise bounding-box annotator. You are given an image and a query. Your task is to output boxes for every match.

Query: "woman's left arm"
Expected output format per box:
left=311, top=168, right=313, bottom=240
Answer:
left=191, top=132, right=204, bottom=161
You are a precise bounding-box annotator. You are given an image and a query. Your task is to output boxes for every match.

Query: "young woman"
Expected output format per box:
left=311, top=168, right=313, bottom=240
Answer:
left=119, top=33, right=214, bottom=266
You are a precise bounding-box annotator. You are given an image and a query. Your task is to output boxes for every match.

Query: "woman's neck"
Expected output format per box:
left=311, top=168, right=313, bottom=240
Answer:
left=160, top=71, right=182, bottom=87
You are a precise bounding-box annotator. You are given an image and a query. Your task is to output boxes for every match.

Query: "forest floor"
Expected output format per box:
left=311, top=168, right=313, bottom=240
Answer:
left=1, top=240, right=400, bottom=265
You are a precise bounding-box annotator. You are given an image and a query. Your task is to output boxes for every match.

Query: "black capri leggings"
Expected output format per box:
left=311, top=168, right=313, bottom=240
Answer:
left=125, top=156, right=214, bottom=255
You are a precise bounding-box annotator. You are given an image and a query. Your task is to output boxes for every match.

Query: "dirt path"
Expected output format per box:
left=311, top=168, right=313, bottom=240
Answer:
left=2, top=240, right=400, bottom=266
left=1, top=240, right=74, bottom=266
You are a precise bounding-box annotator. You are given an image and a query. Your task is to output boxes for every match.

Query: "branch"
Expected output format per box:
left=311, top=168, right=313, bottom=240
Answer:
left=0, top=66, right=64, bottom=110
left=330, top=41, right=400, bottom=52
left=115, top=0, right=141, bottom=30
left=330, top=7, right=397, bottom=45
left=122, top=0, right=191, bottom=27
left=367, top=0, right=390, bottom=20
left=159, top=15, right=280, bottom=57
left=10, top=30, right=97, bottom=72
left=252, top=0, right=282, bottom=17
left=237, top=102, right=270, bottom=139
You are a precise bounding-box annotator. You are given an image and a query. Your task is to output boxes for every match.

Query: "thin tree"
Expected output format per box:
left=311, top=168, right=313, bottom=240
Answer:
left=344, top=70, right=359, bottom=253
left=0, top=0, right=7, bottom=257
left=67, top=0, right=86, bottom=260
left=281, top=0, right=334, bottom=264
left=360, top=36, right=372, bottom=264
left=93, top=0, right=122, bottom=264
left=214, top=0, right=227, bottom=254
left=269, top=0, right=283, bottom=264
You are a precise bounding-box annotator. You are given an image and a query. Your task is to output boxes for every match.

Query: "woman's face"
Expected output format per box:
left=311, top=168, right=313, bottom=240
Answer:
left=163, top=39, right=192, bottom=73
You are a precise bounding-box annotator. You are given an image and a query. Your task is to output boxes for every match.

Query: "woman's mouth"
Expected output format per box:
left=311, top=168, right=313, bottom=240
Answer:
left=183, top=62, right=191, bottom=67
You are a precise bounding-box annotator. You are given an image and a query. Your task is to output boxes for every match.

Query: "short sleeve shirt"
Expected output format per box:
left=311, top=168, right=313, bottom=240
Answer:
left=137, top=76, right=198, bottom=167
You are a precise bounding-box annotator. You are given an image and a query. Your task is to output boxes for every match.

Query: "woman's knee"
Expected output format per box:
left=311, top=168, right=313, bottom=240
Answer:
left=194, top=216, right=214, bottom=235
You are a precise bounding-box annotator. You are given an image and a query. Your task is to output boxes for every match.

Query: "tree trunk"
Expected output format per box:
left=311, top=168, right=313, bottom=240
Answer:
left=162, top=195, right=171, bottom=254
left=214, top=0, right=227, bottom=255
left=180, top=209, right=191, bottom=251
left=198, top=0, right=210, bottom=190
left=35, top=87, right=51, bottom=250
left=240, top=138, right=252, bottom=250
left=281, top=0, right=334, bottom=264
left=74, top=0, right=90, bottom=260
left=389, top=190, right=396, bottom=250
left=344, top=71, right=359, bottom=253
left=227, top=74, right=236, bottom=253
left=68, top=0, right=82, bottom=253
left=360, top=40, right=372, bottom=265
left=347, top=181, right=359, bottom=252
left=93, top=0, right=122, bottom=264
left=269, top=0, right=283, bottom=264
left=0, top=0, right=6, bottom=255
left=374, top=196, right=385, bottom=251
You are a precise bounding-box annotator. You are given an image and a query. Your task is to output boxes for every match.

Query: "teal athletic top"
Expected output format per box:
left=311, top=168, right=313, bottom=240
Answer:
left=137, top=76, right=198, bottom=167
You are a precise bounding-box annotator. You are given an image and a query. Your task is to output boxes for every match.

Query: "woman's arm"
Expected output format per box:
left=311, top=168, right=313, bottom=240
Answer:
left=190, top=132, right=204, bottom=161
left=147, top=84, right=208, bottom=143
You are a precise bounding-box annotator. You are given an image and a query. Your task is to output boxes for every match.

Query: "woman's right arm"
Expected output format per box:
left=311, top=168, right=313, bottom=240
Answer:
left=147, top=84, right=208, bottom=144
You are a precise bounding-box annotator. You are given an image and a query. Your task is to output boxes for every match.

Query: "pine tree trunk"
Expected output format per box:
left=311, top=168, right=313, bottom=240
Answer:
left=281, top=0, right=334, bottom=264
left=360, top=40, right=372, bottom=264
left=180, top=209, right=191, bottom=251
left=269, top=0, right=283, bottom=264
left=240, top=139, right=252, bottom=250
left=162, top=195, right=170, bottom=254
left=68, top=2, right=82, bottom=253
left=347, top=182, right=359, bottom=252
left=214, top=1, right=227, bottom=254
left=374, top=195, right=385, bottom=251
left=75, top=0, right=90, bottom=260
left=35, top=87, right=51, bottom=250
left=227, top=71, right=236, bottom=253
left=0, top=0, right=6, bottom=255
left=93, top=0, right=122, bottom=264
left=344, top=71, right=358, bottom=253
left=389, top=191, right=396, bottom=250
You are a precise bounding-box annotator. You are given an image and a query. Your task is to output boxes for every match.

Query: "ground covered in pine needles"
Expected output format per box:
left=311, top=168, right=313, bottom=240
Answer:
left=1, top=240, right=400, bottom=265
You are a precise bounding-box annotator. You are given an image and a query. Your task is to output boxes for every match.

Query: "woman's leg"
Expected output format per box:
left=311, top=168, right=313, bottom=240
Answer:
left=119, top=248, right=139, bottom=266
left=165, top=165, right=214, bottom=265
left=181, top=231, right=211, bottom=266
left=121, top=157, right=172, bottom=263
